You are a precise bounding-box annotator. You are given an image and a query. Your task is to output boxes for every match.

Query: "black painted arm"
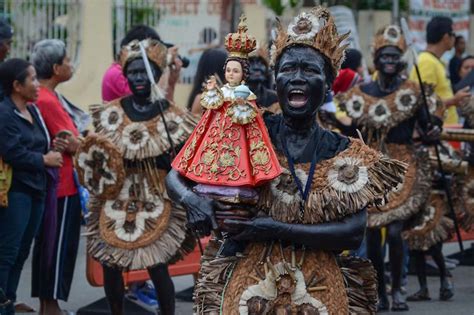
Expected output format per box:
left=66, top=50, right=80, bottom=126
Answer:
left=225, top=208, right=367, bottom=251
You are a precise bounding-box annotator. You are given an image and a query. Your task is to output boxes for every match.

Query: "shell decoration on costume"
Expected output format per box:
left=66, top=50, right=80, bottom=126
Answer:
left=99, top=105, right=124, bottom=132
left=336, top=80, right=440, bottom=134
left=287, top=11, right=321, bottom=42
left=102, top=175, right=165, bottom=244
left=395, top=88, right=418, bottom=112
left=90, top=101, right=198, bottom=160
left=75, top=134, right=125, bottom=199
left=368, top=100, right=391, bottom=123
left=371, top=24, right=407, bottom=55
left=327, top=157, right=369, bottom=193
left=345, top=94, right=365, bottom=118
left=259, top=139, right=408, bottom=225
left=239, top=261, right=328, bottom=315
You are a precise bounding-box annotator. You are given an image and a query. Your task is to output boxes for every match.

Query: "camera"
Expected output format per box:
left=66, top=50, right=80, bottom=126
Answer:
left=163, top=41, right=190, bottom=68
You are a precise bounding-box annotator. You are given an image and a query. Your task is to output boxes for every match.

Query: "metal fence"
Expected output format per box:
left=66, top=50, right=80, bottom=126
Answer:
left=0, top=0, right=82, bottom=64
left=113, top=0, right=161, bottom=57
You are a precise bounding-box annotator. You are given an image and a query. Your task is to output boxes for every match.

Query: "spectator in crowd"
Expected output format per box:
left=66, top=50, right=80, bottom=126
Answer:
left=341, top=48, right=364, bottom=76
left=409, top=16, right=471, bottom=124
left=0, top=59, right=63, bottom=315
left=30, top=39, right=83, bottom=315
left=458, top=55, right=474, bottom=81
left=187, top=47, right=227, bottom=114
left=456, top=55, right=474, bottom=165
left=449, top=35, right=466, bottom=86
left=102, top=24, right=182, bottom=103
left=0, top=19, right=13, bottom=101
left=333, top=68, right=362, bottom=95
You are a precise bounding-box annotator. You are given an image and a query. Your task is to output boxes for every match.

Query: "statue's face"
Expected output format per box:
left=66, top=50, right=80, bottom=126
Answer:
left=275, top=46, right=327, bottom=121
left=125, top=58, right=162, bottom=98
left=375, top=46, right=403, bottom=77
left=225, top=60, right=243, bottom=86
left=248, top=57, right=268, bottom=85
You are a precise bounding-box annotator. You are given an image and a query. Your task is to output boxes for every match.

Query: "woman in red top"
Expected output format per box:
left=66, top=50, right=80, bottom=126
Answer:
left=31, top=39, right=83, bottom=315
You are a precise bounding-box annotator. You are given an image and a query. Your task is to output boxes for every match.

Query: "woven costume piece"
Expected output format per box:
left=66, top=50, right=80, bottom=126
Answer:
left=336, top=80, right=440, bottom=146
left=193, top=140, right=407, bottom=315
left=76, top=100, right=197, bottom=270
left=76, top=100, right=195, bottom=270
left=75, top=38, right=198, bottom=270
left=367, top=145, right=432, bottom=228
left=403, top=191, right=454, bottom=251
left=459, top=98, right=474, bottom=125
left=0, top=158, right=12, bottom=207
left=452, top=167, right=474, bottom=231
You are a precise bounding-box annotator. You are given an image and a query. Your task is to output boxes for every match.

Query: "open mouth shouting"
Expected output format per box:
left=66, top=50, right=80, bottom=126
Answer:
left=288, top=89, right=308, bottom=109
left=384, top=64, right=396, bottom=72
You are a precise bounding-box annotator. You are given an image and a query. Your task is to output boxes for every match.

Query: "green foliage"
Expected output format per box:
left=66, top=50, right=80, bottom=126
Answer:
left=263, top=0, right=301, bottom=16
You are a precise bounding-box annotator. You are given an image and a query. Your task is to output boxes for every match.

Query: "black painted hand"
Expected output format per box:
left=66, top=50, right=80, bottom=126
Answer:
left=224, top=216, right=279, bottom=241
left=182, top=194, right=219, bottom=236
left=421, top=124, right=441, bottom=145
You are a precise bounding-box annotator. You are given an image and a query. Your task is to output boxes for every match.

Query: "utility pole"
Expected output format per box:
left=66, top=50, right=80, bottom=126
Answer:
left=392, top=0, right=399, bottom=23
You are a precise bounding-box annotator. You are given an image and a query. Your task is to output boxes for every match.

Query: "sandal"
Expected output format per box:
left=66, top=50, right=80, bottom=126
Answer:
left=407, top=288, right=431, bottom=301
left=391, top=290, right=409, bottom=312
left=440, top=285, right=454, bottom=301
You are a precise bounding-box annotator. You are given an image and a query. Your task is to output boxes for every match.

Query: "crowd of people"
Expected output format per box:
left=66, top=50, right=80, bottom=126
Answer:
left=0, top=7, right=473, bottom=315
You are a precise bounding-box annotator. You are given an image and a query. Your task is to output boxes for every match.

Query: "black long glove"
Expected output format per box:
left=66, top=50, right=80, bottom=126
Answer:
left=223, top=208, right=367, bottom=251
left=165, top=169, right=219, bottom=236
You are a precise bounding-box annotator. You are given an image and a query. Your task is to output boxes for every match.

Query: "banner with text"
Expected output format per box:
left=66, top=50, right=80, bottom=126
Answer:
left=409, top=0, right=470, bottom=52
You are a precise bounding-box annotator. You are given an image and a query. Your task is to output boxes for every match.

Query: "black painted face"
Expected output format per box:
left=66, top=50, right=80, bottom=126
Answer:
left=248, top=57, right=268, bottom=84
left=125, top=58, right=162, bottom=98
left=275, top=46, right=328, bottom=121
left=375, top=46, right=403, bottom=77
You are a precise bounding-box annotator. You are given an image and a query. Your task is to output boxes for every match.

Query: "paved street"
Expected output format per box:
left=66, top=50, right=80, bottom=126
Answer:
left=15, top=236, right=474, bottom=314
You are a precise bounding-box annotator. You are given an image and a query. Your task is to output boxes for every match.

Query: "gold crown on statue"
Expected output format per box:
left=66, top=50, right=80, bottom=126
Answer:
left=120, top=38, right=168, bottom=71
left=271, top=7, right=350, bottom=76
left=372, top=25, right=407, bottom=55
left=225, top=15, right=257, bottom=59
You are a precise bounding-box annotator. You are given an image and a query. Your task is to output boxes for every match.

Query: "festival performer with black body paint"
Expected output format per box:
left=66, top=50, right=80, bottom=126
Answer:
left=335, top=25, right=444, bottom=311
left=167, top=8, right=407, bottom=314
left=75, top=39, right=197, bottom=315
left=247, top=45, right=279, bottom=113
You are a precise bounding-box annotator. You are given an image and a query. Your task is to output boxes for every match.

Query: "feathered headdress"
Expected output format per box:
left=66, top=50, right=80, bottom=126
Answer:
left=372, top=25, right=407, bottom=55
left=120, top=38, right=168, bottom=71
left=271, top=7, right=350, bottom=76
